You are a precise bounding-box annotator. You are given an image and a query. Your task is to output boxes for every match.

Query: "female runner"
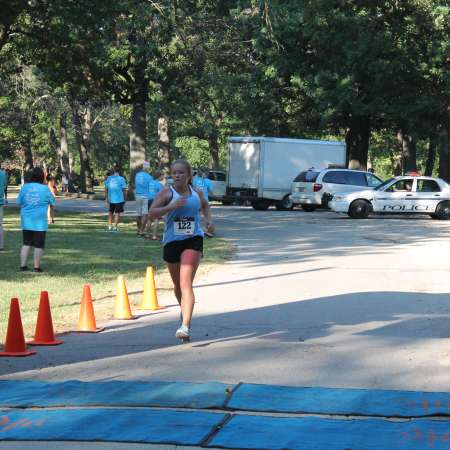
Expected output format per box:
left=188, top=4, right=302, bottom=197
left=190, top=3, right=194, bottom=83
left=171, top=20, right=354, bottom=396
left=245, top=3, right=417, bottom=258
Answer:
left=149, top=160, right=214, bottom=340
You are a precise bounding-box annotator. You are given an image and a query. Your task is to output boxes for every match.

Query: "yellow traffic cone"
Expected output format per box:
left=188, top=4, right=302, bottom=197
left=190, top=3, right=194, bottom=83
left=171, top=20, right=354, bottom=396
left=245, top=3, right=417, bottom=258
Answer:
left=138, top=266, right=165, bottom=310
left=114, top=275, right=135, bottom=320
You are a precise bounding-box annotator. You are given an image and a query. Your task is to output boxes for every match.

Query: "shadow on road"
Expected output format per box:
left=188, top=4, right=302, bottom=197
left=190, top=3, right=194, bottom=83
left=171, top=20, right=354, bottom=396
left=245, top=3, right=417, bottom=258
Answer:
left=1, top=290, right=449, bottom=379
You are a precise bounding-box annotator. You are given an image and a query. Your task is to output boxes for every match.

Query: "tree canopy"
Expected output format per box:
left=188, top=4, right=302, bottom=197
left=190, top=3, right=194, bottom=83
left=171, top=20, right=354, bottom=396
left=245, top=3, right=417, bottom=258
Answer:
left=1, top=0, right=450, bottom=190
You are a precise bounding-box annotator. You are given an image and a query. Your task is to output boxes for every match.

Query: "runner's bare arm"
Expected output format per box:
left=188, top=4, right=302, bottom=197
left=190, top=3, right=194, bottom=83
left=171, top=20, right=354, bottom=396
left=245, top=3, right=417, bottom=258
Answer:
left=148, top=187, right=186, bottom=220
left=196, top=189, right=214, bottom=234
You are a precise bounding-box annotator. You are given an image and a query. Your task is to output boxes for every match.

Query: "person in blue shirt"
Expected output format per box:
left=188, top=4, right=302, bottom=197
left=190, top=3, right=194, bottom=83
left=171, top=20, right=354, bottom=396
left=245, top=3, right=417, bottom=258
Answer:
left=0, top=162, right=7, bottom=251
left=145, top=169, right=164, bottom=240
left=192, top=168, right=214, bottom=236
left=149, top=160, right=214, bottom=341
left=192, top=169, right=213, bottom=201
left=16, top=167, right=56, bottom=272
left=105, top=165, right=127, bottom=232
left=134, top=161, right=152, bottom=236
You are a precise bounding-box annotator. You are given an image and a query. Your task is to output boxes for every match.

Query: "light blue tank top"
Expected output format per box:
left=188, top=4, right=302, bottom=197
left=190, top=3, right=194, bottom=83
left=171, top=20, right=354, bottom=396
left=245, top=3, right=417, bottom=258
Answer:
left=163, top=186, right=204, bottom=245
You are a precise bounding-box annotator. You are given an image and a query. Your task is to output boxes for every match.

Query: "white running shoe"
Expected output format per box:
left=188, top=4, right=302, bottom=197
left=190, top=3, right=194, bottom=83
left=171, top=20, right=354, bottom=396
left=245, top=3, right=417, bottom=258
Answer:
left=175, top=324, right=190, bottom=339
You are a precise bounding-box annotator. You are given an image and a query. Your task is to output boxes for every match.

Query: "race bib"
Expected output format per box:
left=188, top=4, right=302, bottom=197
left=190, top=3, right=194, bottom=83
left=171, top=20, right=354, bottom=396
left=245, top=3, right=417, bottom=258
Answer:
left=174, top=216, right=194, bottom=235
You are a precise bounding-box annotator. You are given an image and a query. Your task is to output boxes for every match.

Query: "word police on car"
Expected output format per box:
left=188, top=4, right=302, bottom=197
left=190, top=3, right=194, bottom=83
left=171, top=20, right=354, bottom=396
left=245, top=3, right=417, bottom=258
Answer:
left=329, top=174, right=450, bottom=220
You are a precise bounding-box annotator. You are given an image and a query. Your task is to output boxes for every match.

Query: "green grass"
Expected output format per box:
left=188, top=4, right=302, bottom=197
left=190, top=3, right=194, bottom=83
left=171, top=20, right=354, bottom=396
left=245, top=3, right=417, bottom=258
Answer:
left=0, top=208, right=232, bottom=343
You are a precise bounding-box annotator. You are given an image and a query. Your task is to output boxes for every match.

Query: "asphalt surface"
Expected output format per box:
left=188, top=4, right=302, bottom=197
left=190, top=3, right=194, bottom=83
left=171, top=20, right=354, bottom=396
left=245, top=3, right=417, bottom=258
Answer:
left=2, top=197, right=450, bottom=448
left=1, top=198, right=449, bottom=392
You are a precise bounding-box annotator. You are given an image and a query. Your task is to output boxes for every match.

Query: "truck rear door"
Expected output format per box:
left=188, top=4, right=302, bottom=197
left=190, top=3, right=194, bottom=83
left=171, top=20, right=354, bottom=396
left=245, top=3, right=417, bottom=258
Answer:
left=228, top=141, right=260, bottom=190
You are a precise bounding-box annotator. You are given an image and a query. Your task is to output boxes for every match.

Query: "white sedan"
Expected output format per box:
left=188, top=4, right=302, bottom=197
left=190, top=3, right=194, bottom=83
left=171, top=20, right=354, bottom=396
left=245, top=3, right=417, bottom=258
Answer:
left=329, top=175, right=450, bottom=219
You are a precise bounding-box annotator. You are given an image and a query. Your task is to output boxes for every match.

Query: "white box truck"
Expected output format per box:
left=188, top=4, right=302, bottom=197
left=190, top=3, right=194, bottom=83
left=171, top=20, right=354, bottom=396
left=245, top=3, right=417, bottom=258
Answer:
left=226, top=136, right=346, bottom=210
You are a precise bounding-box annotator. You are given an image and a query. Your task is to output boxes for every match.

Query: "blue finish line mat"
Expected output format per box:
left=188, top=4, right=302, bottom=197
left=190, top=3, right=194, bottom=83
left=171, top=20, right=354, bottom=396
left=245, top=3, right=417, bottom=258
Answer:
left=0, top=408, right=226, bottom=446
left=0, top=380, right=233, bottom=409
left=0, top=380, right=449, bottom=449
left=228, top=383, right=450, bottom=417
left=1, top=380, right=449, bottom=417
left=0, top=409, right=449, bottom=449
left=209, top=415, right=450, bottom=450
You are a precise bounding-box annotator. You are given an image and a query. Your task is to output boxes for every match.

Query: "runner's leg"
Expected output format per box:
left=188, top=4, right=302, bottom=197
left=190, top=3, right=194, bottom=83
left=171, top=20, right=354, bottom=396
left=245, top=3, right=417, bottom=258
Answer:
left=178, top=249, right=201, bottom=327
left=167, top=262, right=182, bottom=305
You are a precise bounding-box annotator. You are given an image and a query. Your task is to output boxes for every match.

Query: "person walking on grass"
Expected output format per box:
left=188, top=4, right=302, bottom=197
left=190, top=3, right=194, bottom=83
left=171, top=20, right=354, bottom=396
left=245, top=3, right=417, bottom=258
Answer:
left=149, top=160, right=214, bottom=341
left=61, top=173, right=69, bottom=194
left=105, top=164, right=127, bottom=232
left=0, top=161, right=7, bottom=251
left=145, top=169, right=163, bottom=241
left=17, top=167, right=55, bottom=272
left=192, top=168, right=214, bottom=237
left=192, top=168, right=213, bottom=201
left=46, top=174, right=58, bottom=224
left=134, top=161, right=152, bottom=236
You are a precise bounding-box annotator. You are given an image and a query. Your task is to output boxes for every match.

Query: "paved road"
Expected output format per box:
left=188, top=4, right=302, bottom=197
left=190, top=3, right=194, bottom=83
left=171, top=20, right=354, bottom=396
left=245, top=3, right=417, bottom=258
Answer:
left=2, top=199, right=450, bottom=392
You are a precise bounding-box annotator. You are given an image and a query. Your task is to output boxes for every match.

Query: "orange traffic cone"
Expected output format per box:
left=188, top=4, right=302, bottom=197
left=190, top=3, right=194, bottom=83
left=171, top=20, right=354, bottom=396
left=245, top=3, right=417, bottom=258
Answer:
left=0, top=298, right=36, bottom=357
left=138, top=266, right=164, bottom=310
left=76, top=285, right=104, bottom=333
left=114, top=275, right=135, bottom=320
left=28, top=291, right=63, bottom=346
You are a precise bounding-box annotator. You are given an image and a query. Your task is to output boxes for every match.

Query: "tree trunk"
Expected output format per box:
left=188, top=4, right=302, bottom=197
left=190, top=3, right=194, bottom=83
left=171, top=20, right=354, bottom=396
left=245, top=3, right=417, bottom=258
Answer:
left=70, top=100, right=94, bottom=193
left=49, top=127, right=60, bottom=176
left=424, top=135, right=437, bottom=177
left=59, top=112, right=71, bottom=180
left=208, top=134, right=220, bottom=169
left=438, top=123, right=450, bottom=182
left=345, top=115, right=370, bottom=170
left=23, top=133, right=33, bottom=174
left=81, top=106, right=94, bottom=192
left=397, top=129, right=417, bottom=174
left=129, top=60, right=148, bottom=192
left=158, top=114, right=171, bottom=177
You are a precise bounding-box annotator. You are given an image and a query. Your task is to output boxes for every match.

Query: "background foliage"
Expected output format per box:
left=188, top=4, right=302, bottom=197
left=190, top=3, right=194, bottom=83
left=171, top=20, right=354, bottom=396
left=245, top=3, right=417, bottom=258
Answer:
left=1, top=1, right=450, bottom=189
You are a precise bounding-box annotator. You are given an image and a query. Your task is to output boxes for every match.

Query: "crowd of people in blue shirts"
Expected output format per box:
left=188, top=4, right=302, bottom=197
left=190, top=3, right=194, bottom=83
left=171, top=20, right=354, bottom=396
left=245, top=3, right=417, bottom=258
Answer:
left=0, top=160, right=215, bottom=273
left=104, top=162, right=214, bottom=238
left=2, top=159, right=216, bottom=342
left=104, top=161, right=165, bottom=238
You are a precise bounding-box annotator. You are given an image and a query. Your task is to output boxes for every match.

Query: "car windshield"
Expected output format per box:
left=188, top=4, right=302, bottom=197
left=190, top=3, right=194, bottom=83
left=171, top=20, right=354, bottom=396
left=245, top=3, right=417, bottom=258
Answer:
left=374, top=178, right=395, bottom=191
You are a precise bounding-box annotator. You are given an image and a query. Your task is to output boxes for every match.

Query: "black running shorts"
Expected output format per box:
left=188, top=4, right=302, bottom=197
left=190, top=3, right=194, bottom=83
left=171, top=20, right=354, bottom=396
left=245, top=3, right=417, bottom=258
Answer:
left=109, top=202, right=124, bottom=213
left=23, top=230, right=46, bottom=249
left=163, top=236, right=203, bottom=263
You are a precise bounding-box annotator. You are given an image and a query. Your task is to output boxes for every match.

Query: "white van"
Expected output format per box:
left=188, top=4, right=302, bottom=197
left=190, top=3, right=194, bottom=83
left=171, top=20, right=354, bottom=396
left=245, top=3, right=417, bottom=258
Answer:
left=206, top=170, right=227, bottom=202
left=193, top=169, right=228, bottom=203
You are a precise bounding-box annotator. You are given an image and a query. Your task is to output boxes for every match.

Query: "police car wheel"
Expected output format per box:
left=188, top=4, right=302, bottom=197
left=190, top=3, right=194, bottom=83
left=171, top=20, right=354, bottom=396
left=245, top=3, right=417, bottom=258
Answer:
left=348, top=200, right=370, bottom=219
left=435, top=201, right=450, bottom=220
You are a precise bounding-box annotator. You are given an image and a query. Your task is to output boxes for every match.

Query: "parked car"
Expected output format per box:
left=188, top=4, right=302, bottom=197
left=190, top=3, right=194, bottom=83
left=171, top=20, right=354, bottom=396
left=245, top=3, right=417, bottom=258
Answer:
left=291, top=168, right=383, bottom=211
left=192, top=169, right=228, bottom=204
left=206, top=170, right=227, bottom=203
left=329, top=175, right=450, bottom=220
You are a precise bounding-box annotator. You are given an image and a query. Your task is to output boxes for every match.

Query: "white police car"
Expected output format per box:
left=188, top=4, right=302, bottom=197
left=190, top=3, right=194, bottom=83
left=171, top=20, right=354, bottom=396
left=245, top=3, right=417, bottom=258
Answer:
left=329, top=175, right=450, bottom=219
